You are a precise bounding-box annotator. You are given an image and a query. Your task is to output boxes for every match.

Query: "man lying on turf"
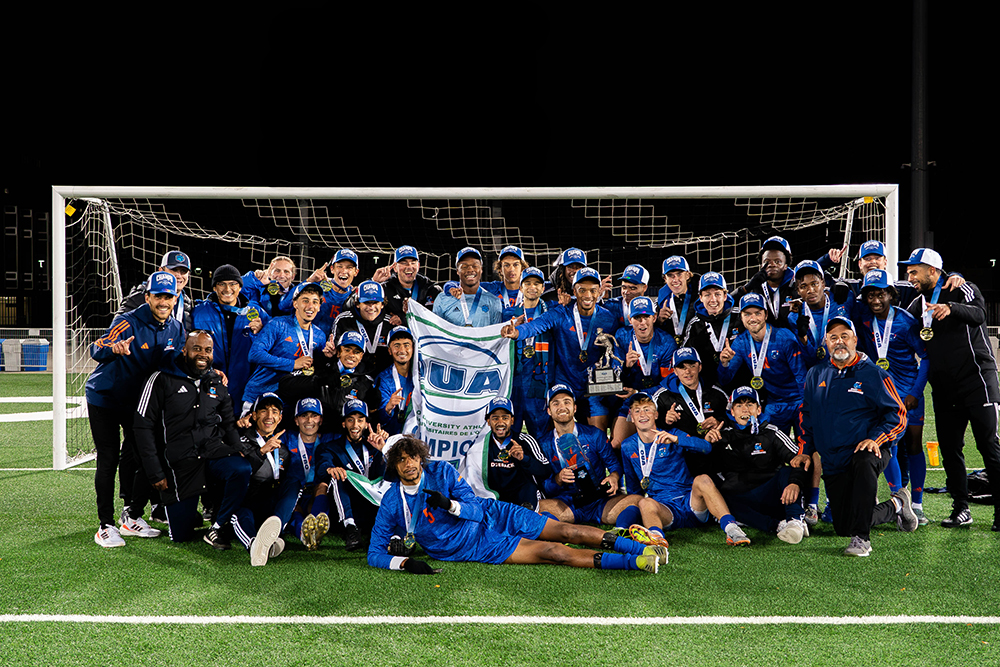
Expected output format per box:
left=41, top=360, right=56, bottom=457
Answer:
left=367, top=435, right=667, bottom=574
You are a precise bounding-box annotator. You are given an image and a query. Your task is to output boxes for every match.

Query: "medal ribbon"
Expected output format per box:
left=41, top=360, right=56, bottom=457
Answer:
left=399, top=477, right=425, bottom=537
left=678, top=384, right=705, bottom=423
left=636, top=436, right=658, bottom=481
left=764, top=284, right=781, bottom=319
left=256, top=432, right=280, bottom=480
left=921, top=279, right=943, bottom=329
left=634, top=333, right=655, bottom=377
left=295, top=435, right=313, bottom=479
left=356, top=320, right=384, bottom=354
left=457, top=288, right=484, bottom=326
left=873, top=307, right=895, bottom=361
left=706, top=312, right=732, bottom=353
left=344, top=440, right=370, bottom=477
left=572, top=305, right=598, bottom=358
left=502, top=285, right=523, bottom=308
left=806, top=299, right=831, bottom=347
left=295, top=324, right=314, bottom=359
left=670, top=293, right=691, bottom=336
left=749, top=324, right=772, bottom=379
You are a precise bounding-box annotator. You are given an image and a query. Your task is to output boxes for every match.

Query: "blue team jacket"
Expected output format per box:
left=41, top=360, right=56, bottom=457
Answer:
left=192, top=294, right=271, bottom=407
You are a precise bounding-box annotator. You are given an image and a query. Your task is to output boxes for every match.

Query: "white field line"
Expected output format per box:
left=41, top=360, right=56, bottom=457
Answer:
left=1, top=614, right=999, bottom=626
left=0, top=396, right=86, bottom=422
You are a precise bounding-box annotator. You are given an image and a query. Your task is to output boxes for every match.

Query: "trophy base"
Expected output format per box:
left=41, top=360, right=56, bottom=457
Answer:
left=586, top=368, right=622, bottom=396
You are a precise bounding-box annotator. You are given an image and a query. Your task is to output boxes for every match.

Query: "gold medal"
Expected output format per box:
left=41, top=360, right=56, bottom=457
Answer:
left=816, top=347, right=826, bottom=359
left=877, top=358, right=890, bottom=370
left=246, top=308, right=259, bottom=322
left=696, top=423, right=708, bottom=436
left=523, top=346, right=535, bottom=358
left=320, top=279, right=334, bottom=292
left=640, top=477, right=650, bottom=490
left=674, top=335, right=682, bottom=345
left=404, top=533, right=416, bottom=549
left=302, top=366, right=314, bottom=376
left=340, top=375, right=352, bottom=388
left=750, top=376, right=764, bottom=390
left=497, top=448, right=510, bottom=462
left=266, top=282, right=279, bottom=295
left=919, top=327, right=934, bottom=341
left=579, top=351, right=588, bottom=364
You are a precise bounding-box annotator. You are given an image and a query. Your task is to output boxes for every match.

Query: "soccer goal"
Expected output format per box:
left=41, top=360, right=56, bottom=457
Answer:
left=49, top=185, right=898, bottom=470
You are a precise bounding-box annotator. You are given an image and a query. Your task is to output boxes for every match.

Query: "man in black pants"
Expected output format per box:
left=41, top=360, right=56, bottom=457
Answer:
left=901, top=248, right=1000, bottom=530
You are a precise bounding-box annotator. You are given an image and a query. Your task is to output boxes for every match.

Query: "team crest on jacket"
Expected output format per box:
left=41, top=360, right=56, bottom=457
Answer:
left=848, top=382, right=864, bottom=395
left=751, top=442, right=765, bottom=455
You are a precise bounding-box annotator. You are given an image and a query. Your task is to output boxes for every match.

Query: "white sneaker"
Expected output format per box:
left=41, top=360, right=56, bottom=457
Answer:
left=95, top=525, right=126, bottom=548
left=250, top=516, right=282, bottom=566
left=776, top=519, right=805, bottom=544
left=119, top=512, right=162, bottom=538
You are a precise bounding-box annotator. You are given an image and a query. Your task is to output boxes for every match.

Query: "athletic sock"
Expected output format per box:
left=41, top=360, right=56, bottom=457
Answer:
left=808, top=487, right=820, bottom=508
left=614, top=505, right=642, bottom=529
left=650, top=525, right=665, bottom=538
left=891, top=496, right=902, bottom=513
left=614, top=536, right=646, bottom=555
left=596, top=552, right=635, bottom=570
left=312, top=494, right=330, bottom=517
left=719, top=514, right=736, bottom=532
left=908, top=453, right=926, bottom=504
left=883, top=444, right=902, bottom=494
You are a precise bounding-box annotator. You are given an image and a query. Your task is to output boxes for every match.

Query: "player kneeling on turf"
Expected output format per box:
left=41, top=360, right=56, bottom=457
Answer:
left=367, top=436, right=666, bottom=574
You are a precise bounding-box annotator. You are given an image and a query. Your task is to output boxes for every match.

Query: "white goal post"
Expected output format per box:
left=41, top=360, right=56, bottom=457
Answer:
left=50, top=184, right=899, bottom=470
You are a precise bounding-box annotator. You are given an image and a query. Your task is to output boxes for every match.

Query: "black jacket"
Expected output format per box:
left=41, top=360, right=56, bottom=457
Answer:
left=709, top=416, right=809, bottom=495
left=133, top=353, right=243, bottom=504
left=381, top=273, right=442, bottom=319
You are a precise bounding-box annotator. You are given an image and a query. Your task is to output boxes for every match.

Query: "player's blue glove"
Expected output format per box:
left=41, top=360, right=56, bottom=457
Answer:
left=423, top=489, right=453, bottom=510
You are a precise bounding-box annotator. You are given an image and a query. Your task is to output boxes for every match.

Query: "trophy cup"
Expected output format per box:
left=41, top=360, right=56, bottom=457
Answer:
left=585, top=330, right=624, bottom=396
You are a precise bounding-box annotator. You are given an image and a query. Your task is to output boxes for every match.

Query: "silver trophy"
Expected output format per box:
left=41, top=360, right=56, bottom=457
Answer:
left=585, top=330, right=624, bottom=396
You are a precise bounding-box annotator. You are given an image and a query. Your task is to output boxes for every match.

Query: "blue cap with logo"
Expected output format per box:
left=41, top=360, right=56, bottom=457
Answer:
left=673, top=347, right=702, bottom=366
left=898, top=247, right=943, bottom=270
left=486, top=396, right=514, bottom=416
left=332, top=248, right=359, bottom=266
left=342, top=398, right=367, bottom=417
left=295, top=396, right=323, bottom=417
left=357, top=280, right=384, bottom=303
left=337, top=330, right=366, bottom=349
left=621, top=264, right=650, bottom=285
left=498, top=245, right=524, bottom=261
left=146, top=271, right=178, bottom=295
left=395, top=245, right=418, bottom=262
left=546, top=383, right=575, bottom=403
left=662, top=255, right=689, bottom=274
left=730, top=386, right=760, bottom=405
left=699, top=271, right=727, bottom=292
left=388, top=325, right=412, bottom=342
left=560, top=248, right=587, bottom=267
left=859, top=239, right=885, bottom=258
left=456, top=247, right=483, bottom=266
left=628, top=296, right=656, bottom=318
left=254, top=392, right=284, bottom=412
left=861, top=269, right=891, bottom=293
left=826, top=315, right=856, bottom=334
left=572, top=267, right=601, bottom=286
left=521, top=267, right=545, bottom=283
left=761, top=236, right=792, bottom=257
left=628, top=391, right=653, bottom=407
left=293, top=281, right=324, bottom=299
left=739, top=292, right=767, bottom=311
left=160, top=250, right=191, bottom=271
left=793, top=259, right=824, bottom=281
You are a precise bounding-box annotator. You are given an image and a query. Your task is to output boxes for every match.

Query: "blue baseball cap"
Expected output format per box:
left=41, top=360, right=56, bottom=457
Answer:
left=628, top=296, right=656, bottom=318
left=160, top=250, right=191, bottom=271
left=456, top=247, right=483, bottom=266
left=498, top=245, right=524, bottom=261
left=254, top=392, right=284, bottom=412
left=673, top=347, right=702, bottom=367
left=730, top=386, right=760, bottom=405
left=739, top=293, right=767, bottom=311
left=337, top=330, right=365, bottom=349
left=826, top=315, right=856, bottom=334
left=295, top=396, right=322, bottom=417
left=621, top=264, right=650, bottom=285
left=761, top=236, right=792, bottom=258
left=486, top=396, right=514, bottom=416
left=662, top=255, right=689, bottom=274
left=793, top=259, right=824, bottom=281
left=898, top=247, right=943, bottom=271
left=859, top=239, right=885, bottom=258
left=293, top=281, right=324, bottom=299
left=394, top=245, right=418, bottom=262
left=146, top=271, right=178, bottom=295
left=342, top=398, right=367, bottom=418
left=331, top=248, right=359, bottom=266
left=572, top=267, right=601, bottom=286
left=628, top=391, right=654, bottom=407
left=699, top=271, right=727, bottom=292
left=388, top=325, right=412, bottom=342
left=357, top=280, right=384, bottom=303
left=560, top=248, right=587, bottom=267
left=861, top=269, right=891, bottom=293
left=521, top=267, right=545, bottom=283
left=546, top=383, right=575, bottom=403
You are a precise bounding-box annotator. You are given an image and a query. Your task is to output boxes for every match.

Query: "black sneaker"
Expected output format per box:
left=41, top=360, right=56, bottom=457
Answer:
left=344, top=524, right=363, bottom=552
left=203, top=527, right=231, bottom=550
left=941, top=508, right=973, bottom=528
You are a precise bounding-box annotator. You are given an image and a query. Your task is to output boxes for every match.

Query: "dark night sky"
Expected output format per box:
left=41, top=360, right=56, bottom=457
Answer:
left=4, top=5, right=994, bottom=287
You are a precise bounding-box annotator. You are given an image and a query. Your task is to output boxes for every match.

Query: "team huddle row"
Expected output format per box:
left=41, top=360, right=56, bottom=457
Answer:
left=84, top=236, right=1000, bottom=568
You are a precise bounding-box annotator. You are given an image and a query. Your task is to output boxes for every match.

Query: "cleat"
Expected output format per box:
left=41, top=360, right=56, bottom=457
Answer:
left=203, top=527, right=231, bottom=550
left=628, top=524, right=670, bottom=549
left=893, top=488, right=918, bottom=532
left=776, top=519, right=805, bottom=544
left=250, top=516, right=282, bottom=566
left=269, top=537, right=285, bottom=559
left=803, top=506, right=818, bottom=527
left=642, top=544, right=669, bottom=565
left=314, top=512, right=330, bottom=548
left=843, top=535, right=872, bottom=557
left=94, top=525, right=126, bottom=548
left=941, top=508, right=973, bottom=528
left=635, top=554, right=659, bottom=574
left=119, top=510, right=162, bottom=538
left=913, top=507, right=929, bottom=526
left=300, top=514, right=318, bottom=551
left=724, top=523, right=751, bottom=546
left=344, top=524, right=363, bottom=552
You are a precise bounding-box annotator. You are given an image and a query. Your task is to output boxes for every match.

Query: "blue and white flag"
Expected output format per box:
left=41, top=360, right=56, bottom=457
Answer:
left=403, top=300, right=514, bottom=468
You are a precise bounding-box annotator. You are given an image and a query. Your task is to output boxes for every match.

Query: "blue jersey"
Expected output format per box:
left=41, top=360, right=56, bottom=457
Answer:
left=787, top=298, right=849, bottom=369
left=613, top=326, right=677, bottom=393
left=502, top=301, right=554, bottom=391
left=481, top=280, right=524, bottom=309
left=280, top=281, right=355, bottom=332
left=433, top=287, right=505, bottom=327
left=604, top=294, right=658, bottom=330
left=537, top=424, right=622, bottom=502
left=85, top=304, right=183, bottom=408
left=620, top=429, right=711, bottom=503
left=315, top=433, right=385, bottom=481
left=375, top=364, right=415, bottom=435
left=368, top=461, right=522, bottom=570
left=718, top=324, right=807, bottom=405
left=243, top=315, right=331, bottom=404
left=515, top=302, right=620, bottom=398
left=192, top=295, right=271, bottom=407
left=241, top=271, right=292, bottom=317
left=656, top=287, right=698, bottom=341
left=853, top=305, right=928, bottom=398
left=281, top=430, right=334, bottom=486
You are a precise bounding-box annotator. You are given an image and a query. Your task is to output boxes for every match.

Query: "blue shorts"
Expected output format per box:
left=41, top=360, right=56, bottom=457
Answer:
left=587, top=394, right=615, bottom=418
left=482, top=498, right=547, bottom=540
left=762, top=400, right=800, bottom=432
left=450, top=526, right=525, bottom=565
left=655, top=493, right=709, bottom=531
left=905, top=393, right=925, bottom=426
